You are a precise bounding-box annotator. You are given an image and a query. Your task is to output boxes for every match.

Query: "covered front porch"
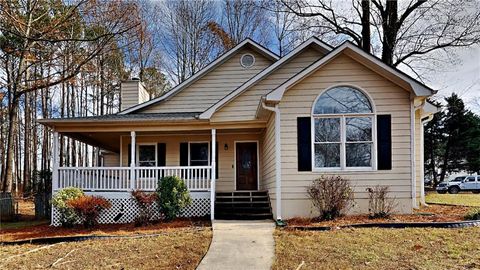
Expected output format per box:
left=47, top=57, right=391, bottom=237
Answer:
left=42, top=116, right=269, bottom=222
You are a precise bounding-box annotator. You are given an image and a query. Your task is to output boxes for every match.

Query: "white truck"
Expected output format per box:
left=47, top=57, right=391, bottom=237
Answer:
left=436, top=175, right=480, bottom=194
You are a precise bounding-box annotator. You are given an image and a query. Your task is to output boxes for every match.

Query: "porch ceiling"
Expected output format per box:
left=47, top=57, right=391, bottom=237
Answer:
left=62, top=132, right=126, bottom=153
left=60, top=127, right=265, bottom=153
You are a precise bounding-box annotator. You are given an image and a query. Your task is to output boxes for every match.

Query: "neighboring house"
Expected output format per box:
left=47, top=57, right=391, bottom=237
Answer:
left=39, top=37, right=439, bottom=224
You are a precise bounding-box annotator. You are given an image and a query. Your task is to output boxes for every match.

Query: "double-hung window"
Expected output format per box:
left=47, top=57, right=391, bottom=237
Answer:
left=137, top=144, right=157, bottom=167
left=312, top=86, right=375, bottom=170
left=189, top=142, right=209, bottom=166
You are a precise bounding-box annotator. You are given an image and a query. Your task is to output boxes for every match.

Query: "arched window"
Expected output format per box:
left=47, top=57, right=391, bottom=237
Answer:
left=312, top=86, right=375, bottom=170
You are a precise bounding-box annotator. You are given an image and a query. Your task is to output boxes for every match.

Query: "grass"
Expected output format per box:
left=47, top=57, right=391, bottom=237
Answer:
left=0, top=227, right=212, bottom=269
left=274, top=227, right=480, bottom=270
left=426, top=192, right=480, bottom=207
left=0, top=220, right=49, bottom=230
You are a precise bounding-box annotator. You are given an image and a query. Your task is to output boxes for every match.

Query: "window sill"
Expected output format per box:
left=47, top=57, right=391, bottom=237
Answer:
left=311, top=168, right=377, bottom=173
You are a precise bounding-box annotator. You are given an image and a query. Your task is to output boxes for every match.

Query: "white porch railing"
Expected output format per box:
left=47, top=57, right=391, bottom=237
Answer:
left=55, top=166, right=212, bottom=192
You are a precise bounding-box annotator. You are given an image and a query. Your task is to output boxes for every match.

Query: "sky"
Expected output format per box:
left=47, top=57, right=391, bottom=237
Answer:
left=425, top=46, right=480, bottom=114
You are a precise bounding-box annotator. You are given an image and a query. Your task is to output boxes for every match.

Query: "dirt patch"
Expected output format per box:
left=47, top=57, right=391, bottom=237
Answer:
left=286, top=204, right=473, bottom=227
left=0, top=218, right=210, bottom=242
left=0, top=227, right=212, bottom=270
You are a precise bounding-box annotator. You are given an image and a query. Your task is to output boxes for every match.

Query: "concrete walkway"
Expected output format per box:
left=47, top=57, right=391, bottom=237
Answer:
left=197, top=220, right=275, bottom=270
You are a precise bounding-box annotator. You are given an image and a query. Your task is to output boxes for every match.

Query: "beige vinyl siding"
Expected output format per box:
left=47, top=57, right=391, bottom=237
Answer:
left=120, top=133, right=261, bottom=192
left=141, top=48, right=272, bottom=113
left=121, top=81, right=149, bottom=111
left=211, top=47, right=323, bottom=122
left=278, top=54, right=414, bottom=218
left=260, top=113, right=277, bottom=213
left=103, top=153, right=120, bottom=167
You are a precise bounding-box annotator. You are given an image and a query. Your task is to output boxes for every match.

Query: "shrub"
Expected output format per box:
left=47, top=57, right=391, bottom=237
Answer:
left=131, top=190, right=159, bottom=226
left=307, top=175, right=354, bottom=221
left=51, top=187, right=84, bottom=227
left=67, top=195, right=111, bottom=228
left=366, top=185, right=397, bottom=219
left=465, top=208, right=480, bottom=220
left=156, top=176, right=192, bottom=221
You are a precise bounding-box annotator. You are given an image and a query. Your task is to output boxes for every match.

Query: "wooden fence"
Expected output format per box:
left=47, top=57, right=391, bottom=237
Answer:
left=0, top=193, right=16, bottom=221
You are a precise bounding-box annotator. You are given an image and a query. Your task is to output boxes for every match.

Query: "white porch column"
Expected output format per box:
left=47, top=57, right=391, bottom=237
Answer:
left=210, top=128, right=216, bottom=220
left=52, top=131, right=59, bottom=191
left=51, top=131, right=59, bottom=226
left=130, top=131, right=136, bottom=190
left=274, top=105, right=282, bottom=221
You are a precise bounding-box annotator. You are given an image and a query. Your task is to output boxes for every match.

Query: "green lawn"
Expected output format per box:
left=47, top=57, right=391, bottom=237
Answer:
left=274, top=227, right=480, bottom=270
left=426, top=193, right=480, bottom=207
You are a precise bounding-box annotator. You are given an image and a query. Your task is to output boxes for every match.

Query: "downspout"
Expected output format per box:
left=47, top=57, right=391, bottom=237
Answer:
left=411, top=98, right=425, bottom=209
left=261, top=98, right=282, bottom=221
left=420, top=113, right=434, bottom=206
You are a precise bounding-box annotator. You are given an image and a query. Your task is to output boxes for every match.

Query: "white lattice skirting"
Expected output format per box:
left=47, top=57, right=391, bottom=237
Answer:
left=51, top=191, right=210, bottom=226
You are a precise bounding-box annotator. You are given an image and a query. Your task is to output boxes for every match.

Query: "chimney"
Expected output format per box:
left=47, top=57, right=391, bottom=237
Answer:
left=120, top=78, right=149, bottom=111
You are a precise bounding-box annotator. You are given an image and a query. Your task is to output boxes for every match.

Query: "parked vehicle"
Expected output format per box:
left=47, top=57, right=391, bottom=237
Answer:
left=436, top=175, right=480, bottom=194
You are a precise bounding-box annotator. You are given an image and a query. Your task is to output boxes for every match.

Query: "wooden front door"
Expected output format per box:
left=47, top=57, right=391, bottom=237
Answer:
left=236, top=142, right=258, bottom=190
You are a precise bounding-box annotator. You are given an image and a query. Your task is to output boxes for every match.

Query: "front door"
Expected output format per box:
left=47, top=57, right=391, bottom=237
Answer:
left=236, top=142, right=258, bottom=190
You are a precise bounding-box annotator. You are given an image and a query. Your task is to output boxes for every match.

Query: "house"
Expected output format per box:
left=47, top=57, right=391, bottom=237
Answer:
left=39, top=37, right=439, bottom=225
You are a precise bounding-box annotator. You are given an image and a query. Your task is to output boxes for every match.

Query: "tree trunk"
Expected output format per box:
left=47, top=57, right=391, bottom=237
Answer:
left=2, top=102, right=18, bottom=193
left=381, top=0, right=398, bottom=66
left=361, top=0, right=371, bottom=53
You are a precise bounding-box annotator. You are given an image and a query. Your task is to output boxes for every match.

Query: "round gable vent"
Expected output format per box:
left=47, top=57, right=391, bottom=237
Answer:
left=240, top=53, right=255, bottom=68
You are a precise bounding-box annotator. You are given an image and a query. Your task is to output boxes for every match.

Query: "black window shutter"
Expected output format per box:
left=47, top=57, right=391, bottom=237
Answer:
left=157, top=143, right=166, bottom=166
left=210, top=142, right=219, bottom=179
left=127, top=144, right=131, bottom=166
left=377, top=115, right=392, bottom=170
left=297, top=117, right=312, bottom=171
left=180, top=143, right=188, bottom=166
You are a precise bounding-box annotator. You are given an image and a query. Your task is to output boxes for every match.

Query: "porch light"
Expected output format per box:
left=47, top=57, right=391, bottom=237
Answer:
left=224, top=143, right=228, bottom=151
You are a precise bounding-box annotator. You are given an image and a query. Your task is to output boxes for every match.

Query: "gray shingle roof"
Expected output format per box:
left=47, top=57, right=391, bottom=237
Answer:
left=39, top=112, right=199, bottom=123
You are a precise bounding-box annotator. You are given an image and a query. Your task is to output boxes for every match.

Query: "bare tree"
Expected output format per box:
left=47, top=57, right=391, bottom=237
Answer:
left=280, top=0, right=480, bottom=70
left=222, top=0, right=270, bottom=46
left=267, top=0, right=302, bottom=56
left=160, top=0, right=218, bottom=84
left=0, top=0, right=138, bottom=192
left=124, top=1, right=170, bottom=98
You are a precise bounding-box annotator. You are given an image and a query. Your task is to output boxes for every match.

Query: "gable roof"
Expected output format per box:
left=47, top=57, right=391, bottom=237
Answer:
left=265, top=41, right=436, bottom=102
left=198, top=37, right=332, bottom=119
left=119, top=39, right=279, bottom=115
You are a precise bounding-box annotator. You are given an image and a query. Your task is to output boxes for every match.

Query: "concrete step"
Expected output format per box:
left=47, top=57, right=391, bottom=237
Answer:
left=215, top=213, right=274, bottom=220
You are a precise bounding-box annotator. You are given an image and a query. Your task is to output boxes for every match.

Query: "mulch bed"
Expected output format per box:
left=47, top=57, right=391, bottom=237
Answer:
left=285, top=204, right=474, bottom=228
left=0, top=218, right=210, bottom=242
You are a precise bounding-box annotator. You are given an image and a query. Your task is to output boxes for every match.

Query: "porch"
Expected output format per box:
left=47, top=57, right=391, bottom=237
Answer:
left=48, top=122, right=270, bottom=222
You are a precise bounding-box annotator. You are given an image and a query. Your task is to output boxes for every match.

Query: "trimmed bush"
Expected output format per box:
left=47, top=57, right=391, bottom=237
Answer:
left=307, top=175, right=354, bottom=221
left=51, top=187, right=84, bottom=227
left=131, top=190, right=159, bottom=226
left=156, top=176, right=192, bottom=221
left=366, top=185, right=397, bottom=219
left=67, top=195, right=111, bottom=228
left=465, top=208, right=480, bottom=220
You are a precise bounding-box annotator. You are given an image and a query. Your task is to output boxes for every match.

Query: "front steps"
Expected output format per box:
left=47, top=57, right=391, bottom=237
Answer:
left=214, top=191, right=273, bottom=220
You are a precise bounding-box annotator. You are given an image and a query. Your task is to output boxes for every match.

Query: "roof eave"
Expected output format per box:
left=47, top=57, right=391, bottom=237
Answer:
left=265, top=42, right=436, bottom=102
left=199, top=37, right=334, bottom=119
left=119, top=39, right=279, bottom=115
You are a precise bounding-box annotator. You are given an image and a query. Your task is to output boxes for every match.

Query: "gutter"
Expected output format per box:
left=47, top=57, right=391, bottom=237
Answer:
left=261, top=98, right=282, bottom=221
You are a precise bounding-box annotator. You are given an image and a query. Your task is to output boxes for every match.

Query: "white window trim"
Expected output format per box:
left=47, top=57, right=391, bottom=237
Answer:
left=136, top=143, right=157, bottom=167
left=188, top=141, right=210, bottom=166
left=240, top=53, right=255, bottom=68
left=310, top=85, right=378, bottom=172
